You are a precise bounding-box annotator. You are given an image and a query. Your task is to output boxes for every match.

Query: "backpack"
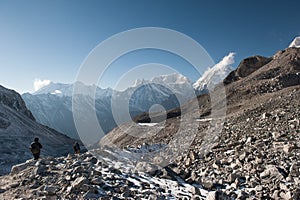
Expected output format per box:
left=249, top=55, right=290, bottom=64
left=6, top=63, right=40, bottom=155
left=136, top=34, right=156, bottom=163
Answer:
left=31, top=142, right=40, bottom=154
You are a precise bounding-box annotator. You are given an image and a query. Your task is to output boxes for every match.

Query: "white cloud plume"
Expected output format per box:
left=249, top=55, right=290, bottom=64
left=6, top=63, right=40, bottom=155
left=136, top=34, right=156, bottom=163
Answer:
left=33, top=79, right=51, bottom=91
left=219, top=52, right=235, bottom=67
left=193, top=52, right=235, bottom=90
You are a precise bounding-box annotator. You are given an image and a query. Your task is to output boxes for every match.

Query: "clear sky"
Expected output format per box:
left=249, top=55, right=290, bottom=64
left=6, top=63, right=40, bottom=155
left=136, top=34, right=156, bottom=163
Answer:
left=0, top=0, right=299, bottom=93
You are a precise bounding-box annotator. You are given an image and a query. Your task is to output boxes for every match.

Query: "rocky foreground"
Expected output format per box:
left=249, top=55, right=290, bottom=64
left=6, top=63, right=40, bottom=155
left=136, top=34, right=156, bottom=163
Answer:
left=0, top=152, right=222, bottom=200
left=169, top=86, right=300, bottom=199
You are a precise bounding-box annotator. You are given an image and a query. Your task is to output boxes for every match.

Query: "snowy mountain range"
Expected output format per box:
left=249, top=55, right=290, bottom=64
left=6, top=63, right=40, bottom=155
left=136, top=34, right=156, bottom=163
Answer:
left=33, top=81, right=113, bottom=98
left=22, top=74, right=195, bottom=141
left=22, top=54, right=234, bottom=141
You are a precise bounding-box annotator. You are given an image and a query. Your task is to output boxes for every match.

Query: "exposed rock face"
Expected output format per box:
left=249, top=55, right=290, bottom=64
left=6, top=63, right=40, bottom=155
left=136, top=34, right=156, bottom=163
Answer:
left=0, top=85, right=78, bottom=175
left=0, top=86, right=35, bottom=120
left=224, top=55, right=272, bottom=84
left=236, top=55, right=272, bottom=78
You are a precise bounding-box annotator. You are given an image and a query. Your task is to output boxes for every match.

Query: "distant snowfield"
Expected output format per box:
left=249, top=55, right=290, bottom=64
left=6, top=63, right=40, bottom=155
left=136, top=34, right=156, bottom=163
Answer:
left=138, top=123, right=158, bottom=126
left=195, top=118, right=212, bottom=122
left=127, top=143, right=167, bottom=153
left=138, top=119, right=212, bottom=126
left=97, top=160, right=209, bottom=198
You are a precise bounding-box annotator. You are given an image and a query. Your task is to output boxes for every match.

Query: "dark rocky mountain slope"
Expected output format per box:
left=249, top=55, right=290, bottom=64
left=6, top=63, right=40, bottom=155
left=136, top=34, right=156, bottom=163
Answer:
left=0, top=86, right=78, bottom=175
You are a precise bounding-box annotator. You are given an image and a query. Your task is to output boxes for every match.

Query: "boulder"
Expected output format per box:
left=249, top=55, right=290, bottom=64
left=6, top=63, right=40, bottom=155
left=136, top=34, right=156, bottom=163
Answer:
left=260, top=165, right=284, bottom=180
left=71, top=177, right=87, bottom=189
left=44, top=185, right=57, bottom=195
left=10, top=160, right=36, bottom=175
left=224, top=56, right=272, bottom=84
left=289, top=162, right=300, bottom=177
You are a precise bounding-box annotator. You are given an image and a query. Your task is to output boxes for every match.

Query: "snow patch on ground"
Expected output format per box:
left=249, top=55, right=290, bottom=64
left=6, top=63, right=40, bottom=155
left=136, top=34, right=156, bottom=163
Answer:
left=127, top=143, right=167, bottom=153
left=195, top=118, right=212, bottom=122
left=138, top=123, right=158, bottom=126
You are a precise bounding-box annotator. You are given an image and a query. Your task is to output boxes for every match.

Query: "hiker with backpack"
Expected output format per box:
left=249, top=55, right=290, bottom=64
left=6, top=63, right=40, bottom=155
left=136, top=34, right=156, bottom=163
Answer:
left=30, top=137, right=43, bottom=160
left=73, top=141, right=80, bottom=154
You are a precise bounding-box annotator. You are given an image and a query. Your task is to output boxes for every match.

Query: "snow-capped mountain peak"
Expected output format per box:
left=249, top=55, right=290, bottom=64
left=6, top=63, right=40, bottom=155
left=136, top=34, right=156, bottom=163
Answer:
left=151, top=73, right=192, bottom=85
left=133, top=79, right=149, bottom=87
left=133, top=73, right=192, bottom=88
left=32, top=81, right=112, bottom=99
left=289, top=36, right=300, bottom=48
left=193, top=52, right=235, bottom=91
left=129, top=73, right=194, bottom=102
left=32, top=82, right=72, bottom=96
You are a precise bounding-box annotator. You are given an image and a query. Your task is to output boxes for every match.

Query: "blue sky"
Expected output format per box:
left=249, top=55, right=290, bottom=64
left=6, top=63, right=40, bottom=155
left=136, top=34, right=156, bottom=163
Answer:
left=0, top=0, right=299, bottom=93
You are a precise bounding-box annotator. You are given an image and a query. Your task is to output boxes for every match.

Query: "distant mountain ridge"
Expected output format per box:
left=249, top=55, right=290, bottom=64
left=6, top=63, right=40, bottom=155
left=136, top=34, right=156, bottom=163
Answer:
left=23, top=73, right=197, bottom=141
left=23, top=54, right=235, bottom=141
left=32, top=81, right=113, bottom=98
left=0, top=86, right=35, bottom=120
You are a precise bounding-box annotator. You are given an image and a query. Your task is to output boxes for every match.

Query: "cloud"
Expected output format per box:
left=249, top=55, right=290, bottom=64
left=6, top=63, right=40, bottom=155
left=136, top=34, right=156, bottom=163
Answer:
left=214, top=52, right=235, bottom=70
left=33, top=79, right=51, bottom=91
left=200, top=52, right=235, bottom=81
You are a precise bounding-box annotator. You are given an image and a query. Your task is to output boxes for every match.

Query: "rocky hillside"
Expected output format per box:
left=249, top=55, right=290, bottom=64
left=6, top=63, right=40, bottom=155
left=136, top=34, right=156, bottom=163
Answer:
left=100, top=47, right=300, bottom=199
left=223, top=55, right=272, bottom=85
left=0, top=85, right=78, bottom=175
left=0, top=85, right=35, bottom=121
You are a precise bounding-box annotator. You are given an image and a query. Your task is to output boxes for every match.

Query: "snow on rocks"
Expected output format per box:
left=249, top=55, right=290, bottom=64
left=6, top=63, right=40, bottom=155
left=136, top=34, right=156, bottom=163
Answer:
left=10, top=160, right=37, bottom=175
left=0, top=152, right=213, bottom=199
left=138, top=122, right=158, bottom=126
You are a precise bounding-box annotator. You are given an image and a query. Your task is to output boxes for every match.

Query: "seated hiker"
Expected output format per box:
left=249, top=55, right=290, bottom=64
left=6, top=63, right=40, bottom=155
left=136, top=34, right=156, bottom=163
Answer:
left=30, top=137, right=42, bottom=160
left=73, top=141, right=80, bottom=154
